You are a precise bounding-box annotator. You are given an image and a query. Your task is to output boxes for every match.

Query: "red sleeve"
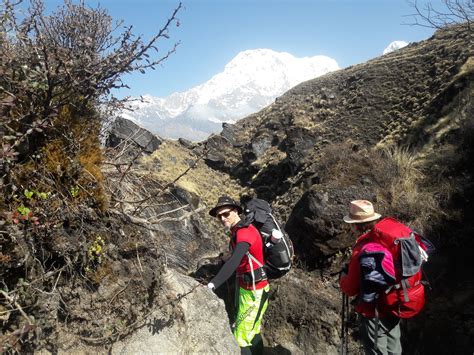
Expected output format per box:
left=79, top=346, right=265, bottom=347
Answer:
left=339, top=251, right=361, bottom=296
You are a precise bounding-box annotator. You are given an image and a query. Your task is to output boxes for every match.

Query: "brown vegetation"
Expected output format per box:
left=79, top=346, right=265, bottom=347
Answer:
left=0, top=0, right=183, bottom=351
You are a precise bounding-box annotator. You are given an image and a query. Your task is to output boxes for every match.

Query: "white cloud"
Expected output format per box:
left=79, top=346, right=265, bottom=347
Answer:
left=383, top=41, right=409, bottom=55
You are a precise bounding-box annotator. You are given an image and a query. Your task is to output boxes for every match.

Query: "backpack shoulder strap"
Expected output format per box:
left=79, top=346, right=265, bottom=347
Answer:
left=246, top=250, right=264, bottom=291
left=247, top=251, right=264, bottom=268
left=268, top=212, right=281, bottom=232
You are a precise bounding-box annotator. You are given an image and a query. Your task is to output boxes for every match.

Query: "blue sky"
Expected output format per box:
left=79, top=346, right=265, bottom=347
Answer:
left=44, top=0, right=440, bottom=98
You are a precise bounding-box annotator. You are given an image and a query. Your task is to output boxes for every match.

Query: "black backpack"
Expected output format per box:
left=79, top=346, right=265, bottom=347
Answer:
left=241, top=198, right=294, bottom=279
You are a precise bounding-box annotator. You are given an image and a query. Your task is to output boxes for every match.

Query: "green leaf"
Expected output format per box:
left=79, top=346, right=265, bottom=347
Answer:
left=24, top=190, right=34, bottom=199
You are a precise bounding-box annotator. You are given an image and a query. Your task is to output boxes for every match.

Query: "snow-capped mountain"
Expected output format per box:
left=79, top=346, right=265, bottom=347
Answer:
left=121, top=49, right=340, bottom=141
left=383, top=41, right=409, bottom=55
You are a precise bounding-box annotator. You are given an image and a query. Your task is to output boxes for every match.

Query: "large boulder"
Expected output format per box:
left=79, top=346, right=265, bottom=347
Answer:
left=45, top=270, right=238, bottom=354
left=263, top=268, right=361, bottom=354
left=111, top=270, right=239, bottom=354
left=285, top=184, right=375, bottom=267
left=107, top=184, right=224, bottom=275
left=280, top=127, right=319, bottom=170
left=106, top=117, right=162, bottom=153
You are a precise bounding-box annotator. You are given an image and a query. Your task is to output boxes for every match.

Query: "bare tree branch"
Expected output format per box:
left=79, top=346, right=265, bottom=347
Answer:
left=405, top=0, right=473, bottom=31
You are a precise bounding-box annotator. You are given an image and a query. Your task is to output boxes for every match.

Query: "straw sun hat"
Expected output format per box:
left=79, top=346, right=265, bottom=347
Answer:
left=343, top=200, right=382, bottom=224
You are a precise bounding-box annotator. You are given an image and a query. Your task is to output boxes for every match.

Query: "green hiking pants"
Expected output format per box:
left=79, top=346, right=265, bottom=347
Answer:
left=233, top=285, right=270, bottom=348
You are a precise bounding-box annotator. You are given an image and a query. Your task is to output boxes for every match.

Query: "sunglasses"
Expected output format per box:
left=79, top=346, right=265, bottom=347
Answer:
left=216, top=210, right=233, bottom=219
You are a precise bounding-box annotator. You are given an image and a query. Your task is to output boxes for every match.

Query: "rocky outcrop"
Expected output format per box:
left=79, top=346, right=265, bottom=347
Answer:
left=111, top=270, right=239, bottom=354
left=106, top=117, right=162, bottom=153
left=263, top=268, right=360, bottom=354
left=45, top=270, right=238, bottom=354
left=101, top=172, right=224, bottom=275
left=285, top=188, right=350, bottom=264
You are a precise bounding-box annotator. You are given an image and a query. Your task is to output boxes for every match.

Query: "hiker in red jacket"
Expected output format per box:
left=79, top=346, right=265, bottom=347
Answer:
left=207, top=196, right=269, bottom=355
left=339, top=200, right=402, bottom=355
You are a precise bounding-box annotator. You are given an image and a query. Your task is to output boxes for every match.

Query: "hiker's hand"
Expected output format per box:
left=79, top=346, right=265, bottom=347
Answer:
left=207, top=282, right=215, bottom=291
left=340, top=264, right=348, bottom=278
left=342, top=263, right=349, bottom=274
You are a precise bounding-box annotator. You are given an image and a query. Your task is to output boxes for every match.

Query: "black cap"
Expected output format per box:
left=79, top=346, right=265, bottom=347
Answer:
left=209, top=196, right=242, bottom=217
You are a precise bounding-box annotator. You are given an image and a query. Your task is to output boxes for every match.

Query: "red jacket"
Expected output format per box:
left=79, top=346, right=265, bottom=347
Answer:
left=231, top=224, right=269, bottom=290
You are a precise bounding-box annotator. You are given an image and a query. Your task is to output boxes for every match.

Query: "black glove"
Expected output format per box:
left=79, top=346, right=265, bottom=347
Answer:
left=342, top=263, right=349, bottom=274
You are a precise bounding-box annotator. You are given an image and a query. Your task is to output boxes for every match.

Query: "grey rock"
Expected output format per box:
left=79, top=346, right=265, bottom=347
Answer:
left=264, top=268, right=347, bottom=354
left=286, top=188, right=346, bottom=260
left=203, top=134, right=231, bottom=168
left=221, top=122, right=242, bottom=147
left=107, top=117, right=162, bottom=153
left=178, top=137, right=196, bottom=149
left=112, top=269, right=239, bottom=354
left=282, top=127, right=318, bottom=169
left=117, top=185, right=222, bottom=274
left=251, top=134, right=272, bottom=158
left=46, top=270, right=238, bottom=354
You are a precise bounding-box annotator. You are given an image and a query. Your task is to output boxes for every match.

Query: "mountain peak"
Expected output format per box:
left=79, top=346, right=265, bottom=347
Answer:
left=383, top=41, right=409, bottom=55
left=226, top=48, right=292, bottom=65
left=122, top=49, right=340, bottom=141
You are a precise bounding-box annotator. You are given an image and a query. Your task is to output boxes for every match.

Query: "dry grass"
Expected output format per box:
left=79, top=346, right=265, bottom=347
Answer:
left=378, top=146, right=442, bottom=233
left=315, top=141, right=456, bottom=235
left=455, top=56, right=474, bottom=79
left=140, top=141, right=244, bottom=210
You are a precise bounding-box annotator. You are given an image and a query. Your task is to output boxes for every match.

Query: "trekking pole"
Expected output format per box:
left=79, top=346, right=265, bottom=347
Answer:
left=344, top=294, right=349, bottom=354
left=341, top=293, right=345, bottom=355
left=340, top=293, right=349, bottom=355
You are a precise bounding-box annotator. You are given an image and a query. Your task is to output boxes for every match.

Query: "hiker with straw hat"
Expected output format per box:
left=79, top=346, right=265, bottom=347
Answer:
left=339, top=200, right=402, bottom=355
left=206, top=196, right=269, bottom=355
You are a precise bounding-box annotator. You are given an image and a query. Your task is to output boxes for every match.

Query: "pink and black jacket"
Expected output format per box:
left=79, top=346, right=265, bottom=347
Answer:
left=340, top=217, right=430, bottom=319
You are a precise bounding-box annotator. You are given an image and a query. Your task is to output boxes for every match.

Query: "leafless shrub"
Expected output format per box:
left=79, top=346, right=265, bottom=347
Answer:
left=1, top=0, right=182, bottom=185
left=406, top=0, right=473, bottom=31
